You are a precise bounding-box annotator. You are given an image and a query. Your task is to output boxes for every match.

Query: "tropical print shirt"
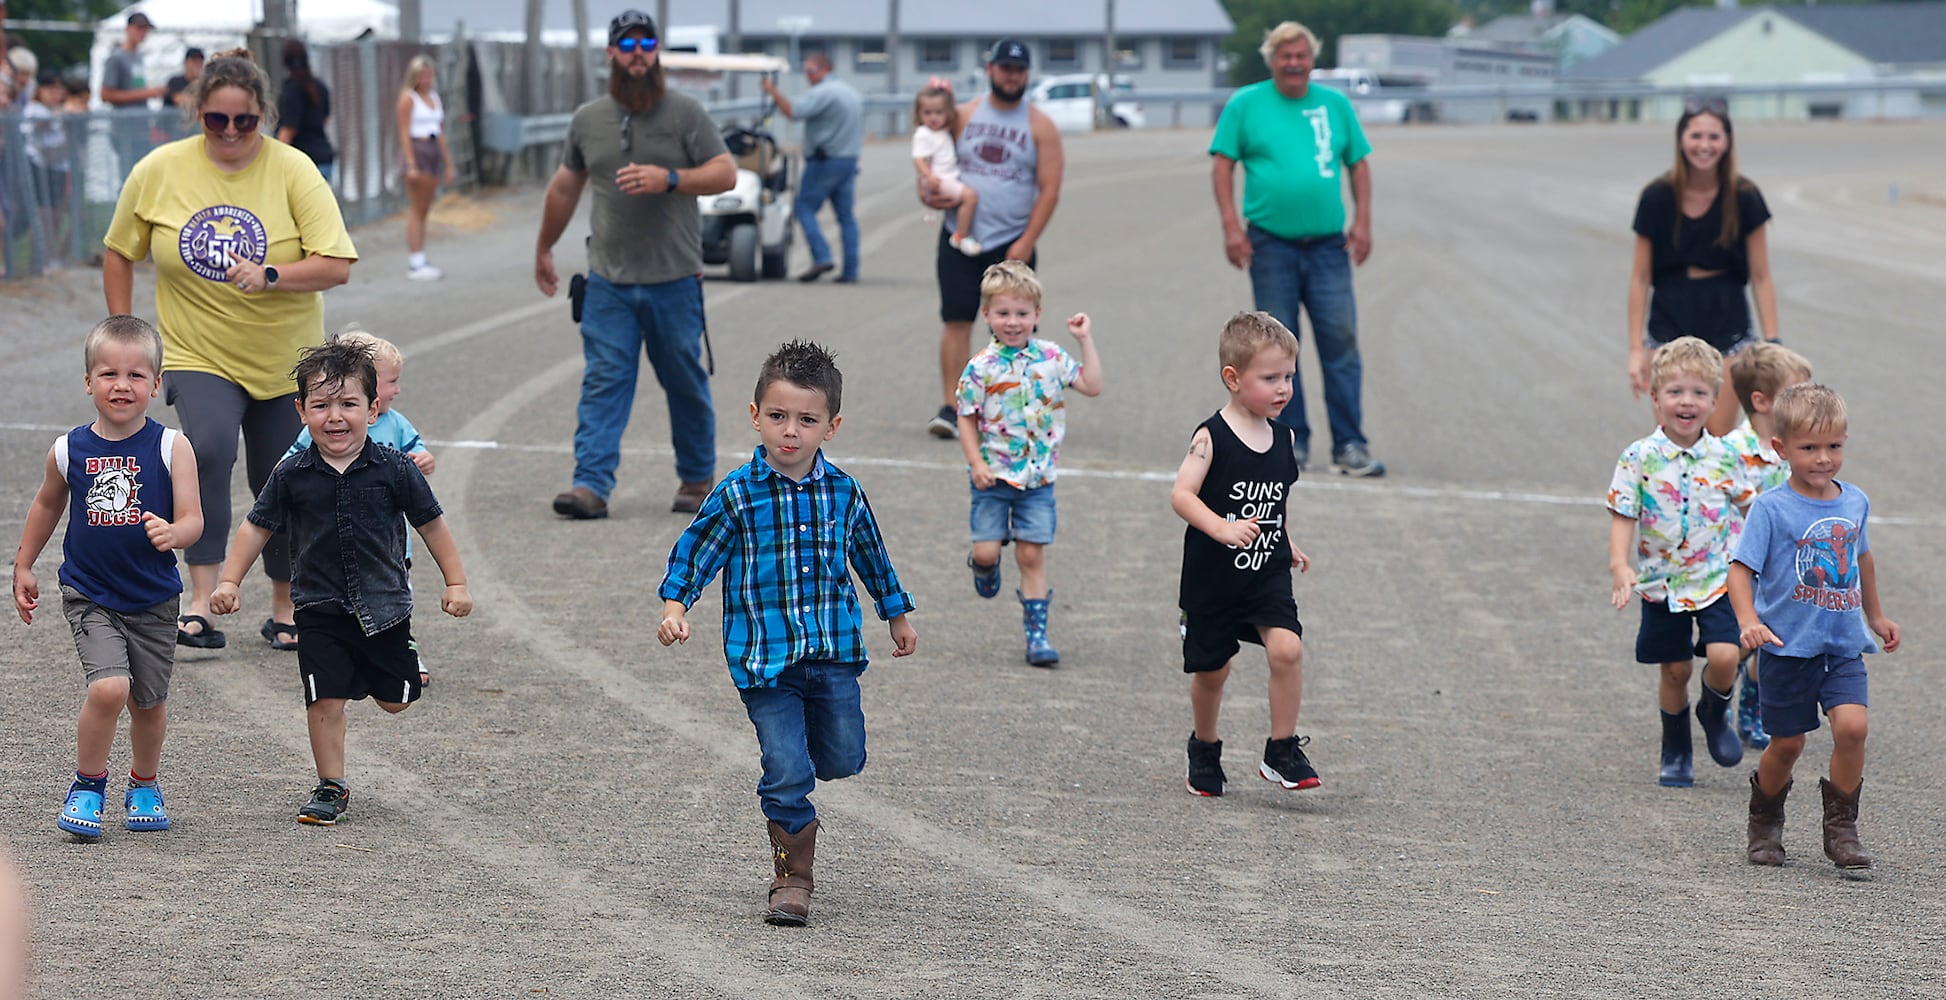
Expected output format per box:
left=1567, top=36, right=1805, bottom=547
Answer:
left=1720, top=417, right=1791, bottom=545
left=1607, top=428, right=1755, bottom=610
left=956, top=338, right=1083, bottom=490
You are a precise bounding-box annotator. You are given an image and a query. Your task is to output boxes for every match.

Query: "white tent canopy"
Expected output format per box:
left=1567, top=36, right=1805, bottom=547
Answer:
left=89, top=0, right=400, bottom=108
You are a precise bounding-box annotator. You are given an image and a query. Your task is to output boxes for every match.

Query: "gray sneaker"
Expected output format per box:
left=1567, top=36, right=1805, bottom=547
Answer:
left=1332, top=443, right=1386, bottom=478
left=926, top=405, right=958, bottom=439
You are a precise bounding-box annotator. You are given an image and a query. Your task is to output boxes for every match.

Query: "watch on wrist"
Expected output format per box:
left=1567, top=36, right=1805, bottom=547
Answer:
left=666, top=168, right=680, bottom=191
left=263, top=265, right=279, bottom=288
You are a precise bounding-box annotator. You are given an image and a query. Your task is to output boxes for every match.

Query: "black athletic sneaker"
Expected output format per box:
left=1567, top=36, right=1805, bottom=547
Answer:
left=1186, top=733, right=1226, bottom=797
left=1260, top=735, right=1321, bottom=790
left=297, top=781, right=351, bottom=826
left=926, top=405, right=957, bottom=438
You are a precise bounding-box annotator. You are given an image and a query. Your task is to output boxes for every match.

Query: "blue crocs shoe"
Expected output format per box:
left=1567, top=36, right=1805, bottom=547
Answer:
left=968, top=554, right=1001, bottom=599
left=125, top=784, right=171, bottom=832
left=58, top=780, right=105, bottom=840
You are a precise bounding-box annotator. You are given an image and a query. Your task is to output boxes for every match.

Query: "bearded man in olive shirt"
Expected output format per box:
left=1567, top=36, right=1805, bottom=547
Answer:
left=534, top=9, right=736, bottom=518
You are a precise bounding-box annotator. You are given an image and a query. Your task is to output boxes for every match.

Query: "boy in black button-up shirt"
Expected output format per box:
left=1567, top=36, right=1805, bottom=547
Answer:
left=211, top=339, right=472, bottom=826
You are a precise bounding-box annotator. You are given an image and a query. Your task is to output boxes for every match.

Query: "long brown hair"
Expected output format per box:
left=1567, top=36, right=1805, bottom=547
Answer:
left=282, top=38, right=320, bottom=105
left=188, top=48, right=276, bottom=131
left=1665, top=105, right=1745, bottom=249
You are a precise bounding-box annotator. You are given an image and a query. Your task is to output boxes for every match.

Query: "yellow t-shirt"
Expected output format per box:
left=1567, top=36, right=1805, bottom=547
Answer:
left=105, top=137, right=359, bottom=400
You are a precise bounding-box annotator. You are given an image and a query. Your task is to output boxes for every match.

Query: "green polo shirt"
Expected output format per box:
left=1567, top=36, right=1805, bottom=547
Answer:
left=1209, top=80, right=1370, bottom=241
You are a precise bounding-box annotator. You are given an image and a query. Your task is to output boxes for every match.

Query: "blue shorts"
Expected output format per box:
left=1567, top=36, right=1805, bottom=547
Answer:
left=970, top=481, right=1056, bottom=545
left=1635, top=597, right=1738, bottom=664
left=1755, top=651, right=1867, bottom=738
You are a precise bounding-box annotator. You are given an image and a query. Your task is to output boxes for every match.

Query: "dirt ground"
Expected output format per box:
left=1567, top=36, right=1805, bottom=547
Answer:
left=2, top=122, right=1944, bottom=999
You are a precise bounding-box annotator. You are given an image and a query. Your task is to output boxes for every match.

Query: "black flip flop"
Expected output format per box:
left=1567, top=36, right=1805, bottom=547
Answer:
left=260, top=618, right=299, bottom=651
left=176, top=615, right=227, bottom=649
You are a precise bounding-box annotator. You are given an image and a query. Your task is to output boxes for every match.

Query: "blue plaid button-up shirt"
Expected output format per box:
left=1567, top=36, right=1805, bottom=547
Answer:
left=659, top=448, right=916, bottom=689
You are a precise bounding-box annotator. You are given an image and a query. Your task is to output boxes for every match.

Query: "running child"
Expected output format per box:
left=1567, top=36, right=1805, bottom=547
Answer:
left=956, top=261, right=1103, bottom=666
left=12, top=316, right=203, bottom=840
left=910, top=81, right=980, bottom=255
left=1722, top=341, right=1814, bottom=750
left=209, top=339, right=471, bottom=826
left=658, top=341, right=917, bottom=927
left=283, top=329, right=436, bottom=685
left=1606, top=336, right=1754, bottom=788
left=1170, top=311, right=1315, bottom=797
left=1730, top=383, right=1898, bottom=873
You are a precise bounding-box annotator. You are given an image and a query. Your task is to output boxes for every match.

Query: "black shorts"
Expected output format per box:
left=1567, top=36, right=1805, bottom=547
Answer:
left=936, top=228, right=1035, bottom=324
left=1635, top=597, right=1738, bottom=664
left=295, top=609, right=421, bottom=707
left=1182, top=595, right=1303, bottom=674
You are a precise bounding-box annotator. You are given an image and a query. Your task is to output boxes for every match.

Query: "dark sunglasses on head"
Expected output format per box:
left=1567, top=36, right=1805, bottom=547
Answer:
left=1684, top=95, right=1727, bottom=116
left=201, top=111, right=261, bottom=133
left=616, top=36, right=658, bottom=53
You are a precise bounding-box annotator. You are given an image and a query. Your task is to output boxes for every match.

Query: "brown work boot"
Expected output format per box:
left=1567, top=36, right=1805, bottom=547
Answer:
left=764, top=818, right=818, bottom=927
left=551, top=486, right=608, bottom=520
left=1746, top=771, right=1790, bottom=866
left=1819, top=777, right=1873, bottom=872
left=672, top=479, right=713, bottom=514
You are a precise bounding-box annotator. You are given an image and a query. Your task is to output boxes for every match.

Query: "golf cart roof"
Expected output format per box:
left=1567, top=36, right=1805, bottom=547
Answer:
left=662, top=52, right=790, bottom=74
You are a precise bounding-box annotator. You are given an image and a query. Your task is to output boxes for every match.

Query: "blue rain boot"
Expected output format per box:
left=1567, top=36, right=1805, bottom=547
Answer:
left=1737, top=658, right=1770, bottom=750
left=1019, top=589, right=1060, bottom=667
left=1698, top=682, right=1744, bottom=768
left=1659, top=707, right=1694, bottom=787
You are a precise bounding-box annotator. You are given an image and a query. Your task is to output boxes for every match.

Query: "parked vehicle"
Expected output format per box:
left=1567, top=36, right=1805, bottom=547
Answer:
left=1309, top=68, right=1418, bottom=125
left=666, top=52, right=797, bottom=282
left=1029, top=74, right=1146, bottom=133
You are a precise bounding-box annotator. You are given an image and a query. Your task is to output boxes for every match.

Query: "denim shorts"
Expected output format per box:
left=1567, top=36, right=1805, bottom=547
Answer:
left=1755, top=651, right=1867, bottom=738
left=1635, top=597, right=1738, bottom=664
left=969, top=481, right=1056, bottom=545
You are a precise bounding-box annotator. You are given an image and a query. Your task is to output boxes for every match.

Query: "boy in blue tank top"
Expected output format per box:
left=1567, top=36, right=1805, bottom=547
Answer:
left=1730, top=384, right=1898, bottom=874
left=12, top=316, right=204, bottom=841
left=1170, top=311, right=1317, bottom=798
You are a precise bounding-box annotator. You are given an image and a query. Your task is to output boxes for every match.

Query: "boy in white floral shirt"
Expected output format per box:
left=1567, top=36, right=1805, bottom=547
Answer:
left=956, top=261, right=1103, bottom=666
left=1607, top=337, right=1754, bottom=788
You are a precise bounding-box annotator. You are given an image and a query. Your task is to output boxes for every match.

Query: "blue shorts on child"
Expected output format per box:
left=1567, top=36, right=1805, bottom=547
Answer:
left=1635, top=597, right=1737, bottom=664
left=969, top=481, right=1055, bottom=545
left=1755, top=650, right=1867, bottom=738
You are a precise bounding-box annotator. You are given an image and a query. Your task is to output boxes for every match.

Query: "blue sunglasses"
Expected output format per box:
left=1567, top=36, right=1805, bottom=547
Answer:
left=616, top=37, right=658, bottom=53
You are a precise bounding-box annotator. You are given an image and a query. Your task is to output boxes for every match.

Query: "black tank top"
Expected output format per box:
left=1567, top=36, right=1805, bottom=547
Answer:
left=1179, top=412, right=1300, bottom=614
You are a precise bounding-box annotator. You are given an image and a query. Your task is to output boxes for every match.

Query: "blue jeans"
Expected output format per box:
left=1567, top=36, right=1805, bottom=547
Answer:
left=738, top=660, right=868, bottom=833
left=795, top=157, right=859, bottom=279
left=574, top=272, right=715, bottom=496
left=1247, top=226, right=1365, bottom=455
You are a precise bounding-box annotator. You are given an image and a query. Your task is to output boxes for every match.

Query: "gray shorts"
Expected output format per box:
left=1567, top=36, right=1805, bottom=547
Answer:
left=61, top=586, right=180, bottom=709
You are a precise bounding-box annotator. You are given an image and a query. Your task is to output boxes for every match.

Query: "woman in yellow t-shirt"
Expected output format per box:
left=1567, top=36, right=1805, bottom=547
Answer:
left=104, top=48, right=358, bottom=652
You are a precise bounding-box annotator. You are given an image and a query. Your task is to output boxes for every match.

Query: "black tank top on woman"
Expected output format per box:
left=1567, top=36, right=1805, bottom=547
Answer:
left=1179, top=412, right=1300, bottom=615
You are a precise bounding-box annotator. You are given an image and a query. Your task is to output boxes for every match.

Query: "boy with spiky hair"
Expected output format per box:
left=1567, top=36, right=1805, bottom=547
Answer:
left=658, top=340, right=917, bottom=927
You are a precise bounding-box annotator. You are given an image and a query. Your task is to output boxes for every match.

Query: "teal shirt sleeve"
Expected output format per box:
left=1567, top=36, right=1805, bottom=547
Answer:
left=388, top=410, right=427, bottom=453
left=1339, top=95, right=1372, bottom=166
left=285, top=428, right=312, bottom=461
left=1208, top=86, right=1248, bottom=160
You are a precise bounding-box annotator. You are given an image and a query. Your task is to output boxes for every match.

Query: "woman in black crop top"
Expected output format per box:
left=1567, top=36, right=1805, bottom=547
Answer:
left=1626, top=100, right=1779, bottom=436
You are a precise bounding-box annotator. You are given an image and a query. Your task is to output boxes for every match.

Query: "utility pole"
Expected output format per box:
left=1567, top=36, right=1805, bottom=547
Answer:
left=399, top=0, right=422, bottom=43
left=1100, top=0, right=1116, bottom=128
left=573, top=0, right=593, bottom=104
left=657, top=0, right=669, bottom=40
left=726, top=0, right=742, bottom=99
left=885, top=0, right=900, bottom=136
left=523, top=0, right=544, bottom=113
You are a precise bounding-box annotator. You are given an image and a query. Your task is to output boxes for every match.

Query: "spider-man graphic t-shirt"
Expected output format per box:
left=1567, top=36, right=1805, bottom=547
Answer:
left=1732, top=480, right=1879, bottom=659
left=56, top=418, right=184, bottom=612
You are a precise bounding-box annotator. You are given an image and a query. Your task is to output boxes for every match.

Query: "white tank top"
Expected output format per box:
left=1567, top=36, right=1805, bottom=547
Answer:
left=408, top=90, right=443, bottom=139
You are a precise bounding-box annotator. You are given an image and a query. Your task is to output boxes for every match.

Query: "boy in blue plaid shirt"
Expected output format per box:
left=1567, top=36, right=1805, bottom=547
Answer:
left=658, top=340, right=917, bottom=928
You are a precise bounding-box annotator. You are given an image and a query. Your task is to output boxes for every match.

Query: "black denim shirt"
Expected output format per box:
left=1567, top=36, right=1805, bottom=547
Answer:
left=247, top=439, right=442, bottom=635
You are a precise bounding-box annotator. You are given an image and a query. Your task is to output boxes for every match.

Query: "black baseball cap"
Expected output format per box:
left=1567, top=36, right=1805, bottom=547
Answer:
left=127, top=12, right=155, bottom=29
left=608, top=9, right=657, bottom=45
left=988, top=39, right=1030, bottom=69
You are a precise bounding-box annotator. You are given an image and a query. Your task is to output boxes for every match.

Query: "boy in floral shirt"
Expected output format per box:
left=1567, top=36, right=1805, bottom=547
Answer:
left=1607, top=337, right=1754, bottom=788
left=955, top=261, right=1103, bottom=666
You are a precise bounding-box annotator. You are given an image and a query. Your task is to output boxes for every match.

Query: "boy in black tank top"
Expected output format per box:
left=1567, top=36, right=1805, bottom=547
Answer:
left=1170, top=312, right=1317, bottom=797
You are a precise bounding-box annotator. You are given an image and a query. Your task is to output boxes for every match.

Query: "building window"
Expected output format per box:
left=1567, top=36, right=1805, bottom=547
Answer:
left=918, top=39, right=957, bottom=71
left=854, top=38, right=888, bottom=74
left=738, top=38, right=770, bottom=56
left=1164, top=38, right=1202, bottom=69
left=1111, top=39, right=1143, bottom=71
left=1046, top=39, right=1080, bottom=70
left=796, top=37, right=832, bottom=67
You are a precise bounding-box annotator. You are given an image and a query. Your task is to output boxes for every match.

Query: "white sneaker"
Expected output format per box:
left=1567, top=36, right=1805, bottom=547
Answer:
left=407, top=263, right=444, bottom=281
left=952, top=236, right=983, bottom=257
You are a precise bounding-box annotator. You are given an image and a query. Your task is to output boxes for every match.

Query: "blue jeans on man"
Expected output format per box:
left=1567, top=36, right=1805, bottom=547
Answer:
left=573, top=272, right=715, bottom=499
left=1247, top=226, right=1367, bottom=461
left=738, top=660, right=868, bottom=834
left=795, top=156, right=859, bottom=280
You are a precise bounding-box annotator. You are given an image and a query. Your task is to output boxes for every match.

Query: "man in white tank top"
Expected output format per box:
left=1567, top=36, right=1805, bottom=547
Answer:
left=922, top=39, right=1064, bottom=439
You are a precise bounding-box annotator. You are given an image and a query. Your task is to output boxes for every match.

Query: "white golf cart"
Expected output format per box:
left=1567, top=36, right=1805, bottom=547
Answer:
left=664, top=52, right=797, bottom=281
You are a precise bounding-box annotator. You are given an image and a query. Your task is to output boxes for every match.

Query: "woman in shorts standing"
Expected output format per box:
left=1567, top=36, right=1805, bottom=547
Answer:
left=396, top=54, right=454, bottom=281
left=1626, top=97, right=1779, bottom=437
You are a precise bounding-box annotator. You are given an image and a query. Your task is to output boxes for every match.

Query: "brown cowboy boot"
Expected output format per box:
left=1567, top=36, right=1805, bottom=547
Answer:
left=1819, top=778, right=1873, bottom=871
left=1746, top=771, right=1790, bottom=866
left=764, top=819, right=819, bottom=926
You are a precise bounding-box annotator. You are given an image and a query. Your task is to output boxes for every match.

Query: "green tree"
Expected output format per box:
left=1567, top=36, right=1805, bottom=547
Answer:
left=9, top=0, right=125, bottom=79
left=1221, top=0, right=1462, bottom=85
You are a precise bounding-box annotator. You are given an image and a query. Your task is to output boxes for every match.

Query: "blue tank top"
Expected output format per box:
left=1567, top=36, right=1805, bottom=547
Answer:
left=57, top=418, right=183, bottom=612
left=953, top=96, right=1040, bottom=249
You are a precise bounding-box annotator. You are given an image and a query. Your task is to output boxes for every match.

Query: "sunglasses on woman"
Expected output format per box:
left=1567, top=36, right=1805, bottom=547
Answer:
left=1683, top=96, right=1728, bottom=116
left=201, top=111, right=262, bottom=133
left=616, top=36, right=658, bottom=53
